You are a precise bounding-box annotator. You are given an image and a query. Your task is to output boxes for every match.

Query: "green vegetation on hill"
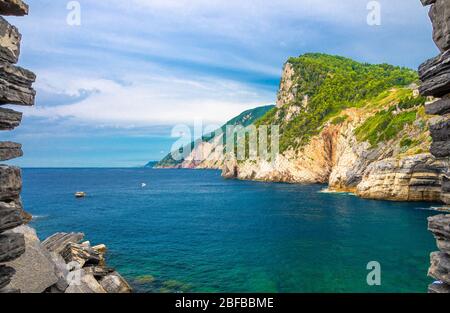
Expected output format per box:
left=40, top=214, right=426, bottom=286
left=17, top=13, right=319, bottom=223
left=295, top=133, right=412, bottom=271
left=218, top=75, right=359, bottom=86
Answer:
left=255, top=53, right=419, bottom=152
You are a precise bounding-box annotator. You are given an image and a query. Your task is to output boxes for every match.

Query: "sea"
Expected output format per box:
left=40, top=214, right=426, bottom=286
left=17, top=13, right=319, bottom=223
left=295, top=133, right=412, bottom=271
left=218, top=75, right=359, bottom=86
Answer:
left=22, top=168, right=443, bottom=293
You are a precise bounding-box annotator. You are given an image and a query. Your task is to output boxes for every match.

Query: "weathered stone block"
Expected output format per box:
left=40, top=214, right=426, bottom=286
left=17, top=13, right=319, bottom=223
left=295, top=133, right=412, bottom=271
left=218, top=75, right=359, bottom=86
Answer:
left=419, top=51, right=450, bottom=81
left=419, top=51, right=450, bottom=97
left=429, top=251, right=450, bottom=285
left=420, top=73, right=450, bottom=97
left=429, top=115, right=450, bottom=142
left=421, top=0, right=436, bottom=6
left=83, top=265, right=115, bottom=279
left=5, top=226, right=59, bottom=293
left=0, top=199, right=23, bottom=232
left=0, top=0, right=28, bottom=16
left=0, top=107, right=22, bottom=130
left=426, top=97, right=450, bottom=115
left=65, top=269, right=106, bottom=293
left=0, top=62, right=35, bottom=106
left=0, top=165, right=21, bottom=201
left=0, top=265, right=15, bottom=289
left=42, top=232, right=84, bottom=254
left=99, top=272, right=132, bottom=293
left=0, top=232, right=24, bottom=262
left=0, top=16, right=20, bottom=64
left=0, top=141, right=22, bottom=161
left=428, top=214, right=450, bottom=241
left=430, top=140, right=450, bottom=157
left=428, top=0, right=450, bottom=52
left=61, top=243, right=103, bottom=268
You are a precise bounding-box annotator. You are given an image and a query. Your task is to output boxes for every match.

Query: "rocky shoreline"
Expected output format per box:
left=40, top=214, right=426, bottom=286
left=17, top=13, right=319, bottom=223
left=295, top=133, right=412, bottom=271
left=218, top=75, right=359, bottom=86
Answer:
left=0, top=0, right=131, bottom=293
left=419, top=0, right=450, bottom=293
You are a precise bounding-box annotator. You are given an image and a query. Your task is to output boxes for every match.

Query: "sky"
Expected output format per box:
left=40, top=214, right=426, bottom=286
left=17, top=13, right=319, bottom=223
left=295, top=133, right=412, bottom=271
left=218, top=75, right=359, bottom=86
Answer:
left=1, top=0, right=439, bottom=167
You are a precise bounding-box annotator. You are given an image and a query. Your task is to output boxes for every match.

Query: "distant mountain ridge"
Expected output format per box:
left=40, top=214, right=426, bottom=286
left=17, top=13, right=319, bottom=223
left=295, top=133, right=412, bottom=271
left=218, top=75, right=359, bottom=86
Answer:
left=154, top=105, right=274, bottom=169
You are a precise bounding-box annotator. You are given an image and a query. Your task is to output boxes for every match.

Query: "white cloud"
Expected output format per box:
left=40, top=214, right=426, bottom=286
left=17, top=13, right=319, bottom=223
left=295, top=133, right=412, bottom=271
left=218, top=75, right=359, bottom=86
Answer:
left=24, top=71, right=273, bottom=126
left=11, top=0, right=432, bottom=130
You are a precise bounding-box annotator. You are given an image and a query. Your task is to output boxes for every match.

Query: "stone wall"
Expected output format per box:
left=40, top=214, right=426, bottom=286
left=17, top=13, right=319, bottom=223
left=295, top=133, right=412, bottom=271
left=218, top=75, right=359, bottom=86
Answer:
left=0, top=0, right=33, bottom=293
left=0, top=0, right=132, bottom=293
left=419, top=0, right=450, bottom=293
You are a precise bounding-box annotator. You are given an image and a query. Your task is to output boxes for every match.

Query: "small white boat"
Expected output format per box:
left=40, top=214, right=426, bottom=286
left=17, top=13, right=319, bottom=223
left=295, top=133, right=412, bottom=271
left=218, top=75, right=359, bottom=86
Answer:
left=141, top=183, right=147, bottom=188
left=75, top=192, right=86, bottom=198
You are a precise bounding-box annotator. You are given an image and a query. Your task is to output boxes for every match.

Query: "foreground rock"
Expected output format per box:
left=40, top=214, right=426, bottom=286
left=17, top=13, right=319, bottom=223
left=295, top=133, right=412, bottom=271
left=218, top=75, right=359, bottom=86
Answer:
left=4, top=226, right=58, bottom=293
left=0, top=107, right=21, bottom=130
left=0, top=165, right=21, bottom=201
left=0, top=16, right=20, bottom=64
left=0, top=232, right=24, bottom=262
left=42, top=232, right=84, bottom=254
left=0, top=141, right=22, bottom=161
left=99, top=271, right=132, bottom=293
left=0, top=62, right=36, bottom=105
left=1, top=228, right=132, bottom=293
left=0, top=199, right=23, bottom=232
left=428, top=214, right=450, bottom=293
left=0, top=0, right=28, bottom=16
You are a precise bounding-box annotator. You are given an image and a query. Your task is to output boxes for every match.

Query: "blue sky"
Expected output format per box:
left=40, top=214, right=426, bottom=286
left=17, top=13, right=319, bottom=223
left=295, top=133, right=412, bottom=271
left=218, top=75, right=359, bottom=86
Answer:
left=1, top=0, right=439, bottom=167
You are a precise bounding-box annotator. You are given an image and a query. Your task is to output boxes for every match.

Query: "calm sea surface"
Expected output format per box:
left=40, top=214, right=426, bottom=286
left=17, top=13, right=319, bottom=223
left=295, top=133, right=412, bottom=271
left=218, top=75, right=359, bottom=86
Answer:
left=22, top=168, right=441, bottom=293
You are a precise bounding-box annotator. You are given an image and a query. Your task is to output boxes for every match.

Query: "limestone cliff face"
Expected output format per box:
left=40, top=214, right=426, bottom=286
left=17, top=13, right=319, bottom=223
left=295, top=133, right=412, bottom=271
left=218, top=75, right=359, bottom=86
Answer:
left=222, top=53, right=447, bottom=202
left=224, top=97, right=445, bottom=202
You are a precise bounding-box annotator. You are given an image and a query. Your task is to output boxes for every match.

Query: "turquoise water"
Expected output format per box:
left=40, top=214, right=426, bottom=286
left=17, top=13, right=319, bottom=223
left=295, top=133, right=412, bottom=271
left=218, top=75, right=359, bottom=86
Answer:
left=22, top=168, right=441, bottom=293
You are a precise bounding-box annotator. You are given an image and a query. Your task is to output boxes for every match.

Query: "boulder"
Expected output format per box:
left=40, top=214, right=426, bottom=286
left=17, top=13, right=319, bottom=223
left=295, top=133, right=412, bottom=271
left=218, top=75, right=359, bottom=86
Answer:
left=428, top=0, right=450, bottom=52
left=65, top=269, right=106, bottom=293
left=426, top=97, right=450, bottom=115
left=99, top=272, right=132, bottom=293
left=61, top=243, right=103, bottom=268
left=0, top=232, right=24, bottom=262
left=0, top=141, right=22, bottom=161
left=429, top=115, right=450, bottom=142
left=0, top=0, right=28, bottom=16
left=419, top=51, right=450, bottom=97
left=0, top=62, right=35, bottom=106
left=0, top=265, right=14, bottom=289
left=42, top=232, right=84, bottom=254
left=429, top=251, right=450, bottom=285
left=420, top=73, right=450, bottom=98
left=0, top=107, right=22, bottom=130
left=83, top=265, right=115, bottom=279
left=4, top=226, right=58, bottom=293
left=0, top=199, right=23, bottom=232
left=0, top=165, right=21, bottom=201
left=0, top=16, right=20, bottom=64
left=430, top=140, right=450, bottom=157
left=428, top=214, right=450, bottom=241
left=419, top=50, right=450, bottom=81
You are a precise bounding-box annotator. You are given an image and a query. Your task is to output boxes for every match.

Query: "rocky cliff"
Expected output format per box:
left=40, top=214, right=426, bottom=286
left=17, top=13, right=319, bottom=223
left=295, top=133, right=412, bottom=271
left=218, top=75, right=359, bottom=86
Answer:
left=0, top=0, right=131, bottom=293
left=219, top=53, right=449, bottom=202
left=419, top=0, right=450, bottom=294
